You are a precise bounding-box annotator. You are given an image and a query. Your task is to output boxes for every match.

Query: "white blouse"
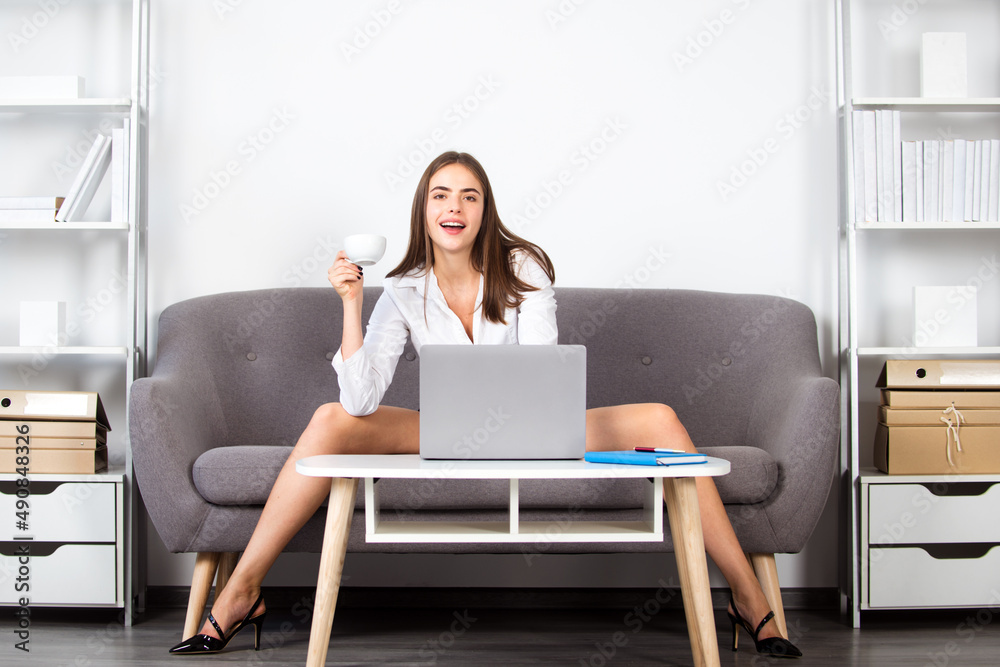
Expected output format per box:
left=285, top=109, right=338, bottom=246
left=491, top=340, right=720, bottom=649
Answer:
left=331, top=252, right=557, bottom=416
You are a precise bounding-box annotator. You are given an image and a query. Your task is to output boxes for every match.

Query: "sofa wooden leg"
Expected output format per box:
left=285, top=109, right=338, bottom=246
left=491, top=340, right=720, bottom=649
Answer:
left=215, top=552, right=239, bottom=597
left=748, top=552, right=787, bottom=638
left=183, top=552, right=221, bottom=638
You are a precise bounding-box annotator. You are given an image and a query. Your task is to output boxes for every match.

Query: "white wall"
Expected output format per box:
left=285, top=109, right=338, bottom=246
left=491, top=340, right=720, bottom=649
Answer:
left=4, top=0, right=851, bottom=591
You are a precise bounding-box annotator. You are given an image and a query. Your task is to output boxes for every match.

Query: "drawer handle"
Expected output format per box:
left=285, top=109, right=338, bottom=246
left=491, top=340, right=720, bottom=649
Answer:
left=0, top=481, right=64, bottom=496
left=919, top=482, right=996, bottom=497
left=0, top=542, right=76, bottom=557
left=918, top=544, right=996, bottom=560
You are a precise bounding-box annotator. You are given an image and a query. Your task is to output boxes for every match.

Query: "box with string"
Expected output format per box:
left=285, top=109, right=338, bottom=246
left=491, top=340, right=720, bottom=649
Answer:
left=874, top=360, right=1000, bottom=474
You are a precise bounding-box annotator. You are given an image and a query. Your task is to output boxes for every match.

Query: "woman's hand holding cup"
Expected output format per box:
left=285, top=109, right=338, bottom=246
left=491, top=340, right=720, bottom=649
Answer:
left=329, top=250, right=364, bottom=302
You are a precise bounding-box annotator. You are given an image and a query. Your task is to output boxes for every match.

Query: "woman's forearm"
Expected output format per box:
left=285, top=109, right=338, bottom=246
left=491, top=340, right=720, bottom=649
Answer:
left=340, top=296, right=364, bottom=361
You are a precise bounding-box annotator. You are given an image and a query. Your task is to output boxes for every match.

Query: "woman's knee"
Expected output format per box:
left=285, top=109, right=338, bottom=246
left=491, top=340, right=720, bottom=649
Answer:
left=647, top=403, right=696, bottom=451
left=300, top=402, right=356, bottom=450
left=310, top=402, right=349, bottom=429
left=647, top=402, right=679, bottom=426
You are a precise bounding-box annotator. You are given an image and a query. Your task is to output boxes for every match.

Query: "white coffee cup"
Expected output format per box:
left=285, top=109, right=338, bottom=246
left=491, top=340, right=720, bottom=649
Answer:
left=343, top=234, right=386, bottom=267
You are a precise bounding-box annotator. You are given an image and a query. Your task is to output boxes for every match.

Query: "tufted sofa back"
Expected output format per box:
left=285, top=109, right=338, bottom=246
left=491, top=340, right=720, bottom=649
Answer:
left=151, top=286, right=821, bottom=453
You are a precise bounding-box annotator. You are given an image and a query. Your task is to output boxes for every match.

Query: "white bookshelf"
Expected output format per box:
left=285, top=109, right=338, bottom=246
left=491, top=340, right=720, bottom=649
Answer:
left=837, top=0, right=1000, bottom=627
left=0, top=0, right=149, bottom=624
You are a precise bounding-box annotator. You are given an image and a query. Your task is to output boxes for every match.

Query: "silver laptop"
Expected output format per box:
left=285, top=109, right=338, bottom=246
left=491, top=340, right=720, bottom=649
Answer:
left=419, top=345, right=587, bottom=460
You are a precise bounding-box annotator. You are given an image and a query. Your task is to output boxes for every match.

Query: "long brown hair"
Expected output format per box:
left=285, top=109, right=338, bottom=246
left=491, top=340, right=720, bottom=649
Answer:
left=386, top=151, right=555, bottom=324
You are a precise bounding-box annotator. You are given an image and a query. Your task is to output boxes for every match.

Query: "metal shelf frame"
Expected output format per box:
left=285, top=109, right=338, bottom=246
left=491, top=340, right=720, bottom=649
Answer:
left=837, top=0, right=1000, bottom=628
left=0, top=0, right=149, bottom=625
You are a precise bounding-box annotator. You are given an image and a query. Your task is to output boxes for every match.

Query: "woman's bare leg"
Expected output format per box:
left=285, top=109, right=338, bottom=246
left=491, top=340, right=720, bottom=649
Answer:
left=586, top=403, right=783, bottom=641
left=193, top=403, right=419, bottom=639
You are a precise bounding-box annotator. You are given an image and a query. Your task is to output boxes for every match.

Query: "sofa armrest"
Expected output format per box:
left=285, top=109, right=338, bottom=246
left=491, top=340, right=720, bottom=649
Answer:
left=129, top=371, right=227, bottom=553
left=743, top=371, right=840, bottom=553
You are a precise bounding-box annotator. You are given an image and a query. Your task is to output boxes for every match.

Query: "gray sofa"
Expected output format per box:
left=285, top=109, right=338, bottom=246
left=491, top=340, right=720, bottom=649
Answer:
left=130, top=286, right=839, bottom=636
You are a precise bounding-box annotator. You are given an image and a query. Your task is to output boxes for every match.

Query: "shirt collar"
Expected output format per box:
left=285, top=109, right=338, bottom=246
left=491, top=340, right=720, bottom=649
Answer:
left=391, top=266, right=485, bottom=315
left=392, top=268, right=432, bottom=296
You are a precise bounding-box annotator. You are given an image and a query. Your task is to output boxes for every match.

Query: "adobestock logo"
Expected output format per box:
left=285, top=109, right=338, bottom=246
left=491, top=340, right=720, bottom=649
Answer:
left=383, top=75, right=501, bottom=192
left=7, top=0, right=70, bottom=54
left=340, top=0, right=406, bottom=63
left=450, top=406, right=511, bottom=459
left=716, top=86, right=829, bottom=203
left=673, top=0, right=754, bottom=74
left=508, top=117, right=627, bottom=233
left=179, top=107, right=295, bottom=224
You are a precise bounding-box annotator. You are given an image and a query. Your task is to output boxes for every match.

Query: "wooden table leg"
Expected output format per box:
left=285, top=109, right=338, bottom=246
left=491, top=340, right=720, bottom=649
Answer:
left=663, top=477, right=720, bottom=667
left=306, top=477, right=359, bottom=667
left=183, top=552, right=220, bottom=637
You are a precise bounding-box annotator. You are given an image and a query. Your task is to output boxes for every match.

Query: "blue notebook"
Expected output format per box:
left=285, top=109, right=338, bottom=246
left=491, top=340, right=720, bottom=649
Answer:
left=584, top=450, right=708, bottom=466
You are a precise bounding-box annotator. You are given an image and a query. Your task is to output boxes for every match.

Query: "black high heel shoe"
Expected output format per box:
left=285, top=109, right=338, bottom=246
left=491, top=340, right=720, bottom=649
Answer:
left=169, top=592, right=267, bottom=655
left=727, top=595, right=802, bottom=659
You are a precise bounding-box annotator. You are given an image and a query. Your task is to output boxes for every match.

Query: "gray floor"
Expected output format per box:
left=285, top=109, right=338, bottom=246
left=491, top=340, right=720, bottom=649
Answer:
left=11, top=596, right=1000, bottom=666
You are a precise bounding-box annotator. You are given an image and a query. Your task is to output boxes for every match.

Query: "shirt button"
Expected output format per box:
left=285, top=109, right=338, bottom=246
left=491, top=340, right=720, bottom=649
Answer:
left=641, top=356, right=653, bottom=366
left=246, top=352, right=257, bottom=361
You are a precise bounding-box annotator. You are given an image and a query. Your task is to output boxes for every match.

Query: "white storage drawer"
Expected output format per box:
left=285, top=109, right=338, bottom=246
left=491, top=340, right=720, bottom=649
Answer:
left=868, top=482, right=1000, bottom=545
left=868, top=545, right=1000, bottom=608
left=0, top=544, right=118, bottom=605
left=0, top=481, right=117, bottom=542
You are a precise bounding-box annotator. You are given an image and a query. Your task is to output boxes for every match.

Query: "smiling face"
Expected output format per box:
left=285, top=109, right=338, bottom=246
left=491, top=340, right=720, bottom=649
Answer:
left=424, top=163, right=485, bottom=261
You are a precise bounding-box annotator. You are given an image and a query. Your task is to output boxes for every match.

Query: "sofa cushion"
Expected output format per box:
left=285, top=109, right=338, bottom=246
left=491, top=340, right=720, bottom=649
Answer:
left=192, top=444, right=777, bottom=508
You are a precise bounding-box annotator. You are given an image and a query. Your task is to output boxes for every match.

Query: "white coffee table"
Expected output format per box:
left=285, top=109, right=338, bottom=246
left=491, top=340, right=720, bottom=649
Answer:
left=296, top=454, right=730, bottom=667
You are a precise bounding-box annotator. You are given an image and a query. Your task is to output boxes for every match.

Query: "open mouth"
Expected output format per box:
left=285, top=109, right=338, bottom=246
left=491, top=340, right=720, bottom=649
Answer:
left=440, top=221, right=466, bottom=231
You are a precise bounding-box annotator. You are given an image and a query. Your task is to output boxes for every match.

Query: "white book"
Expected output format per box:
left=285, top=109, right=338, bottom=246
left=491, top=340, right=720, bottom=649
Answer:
left=923, top=140, right=940, bottom=223
left=901, top=141, right=917, bottom=223
left=972, top=140, right=983, bottom=222
left=0, top=196, right=64, bottom=210
left=980, top=140, right=992, bottom=223
left=874, top=111, right=886, bottom=222
left=0, top=75, right=84, bottom=99
left=55, top=134, right=111, bottom=222
left=915, top=141, right=924, bottom=222
left=952, top=140, right=967, bottom=223
left=862, top=111, right=878, bottom=222
left=941, top=140, right=954, bottom=222
left=851, top=111, right=866, bottom=222
left=891, top=110, right=902, bottom=222
left=111, top=126, right=126, bottom=223
left=0, top=209, right=58, bottom=223
left=121, top=118, right=131, bottom=222
left=990, top=139, right=1000, bottom=222
left=964, top=141, right=976, bottom=221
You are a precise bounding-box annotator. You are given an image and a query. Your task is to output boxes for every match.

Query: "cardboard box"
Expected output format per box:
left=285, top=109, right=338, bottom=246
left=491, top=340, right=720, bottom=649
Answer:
left=0, top=445, right=107, bottom=474
left=881, top=389, right=1000, bottom=409
left=19, top=301, right=66, bottom=347
left=0, top=436, right=102, bottom=449
left=877, top=359, right=1000, bottom=389
left=921, top=33, right=968, bottom=98
left=880, top=406, right=1000, bottom=426
left=874, top=422, right=1000, bottom=474
left=913, top=286, right=977, bottom=347
left=0, top=390, right=110, bottom=428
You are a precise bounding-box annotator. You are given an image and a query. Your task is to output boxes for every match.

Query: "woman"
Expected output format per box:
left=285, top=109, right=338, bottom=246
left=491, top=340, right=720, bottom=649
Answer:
left=170, top=152, right=801, bottom=659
